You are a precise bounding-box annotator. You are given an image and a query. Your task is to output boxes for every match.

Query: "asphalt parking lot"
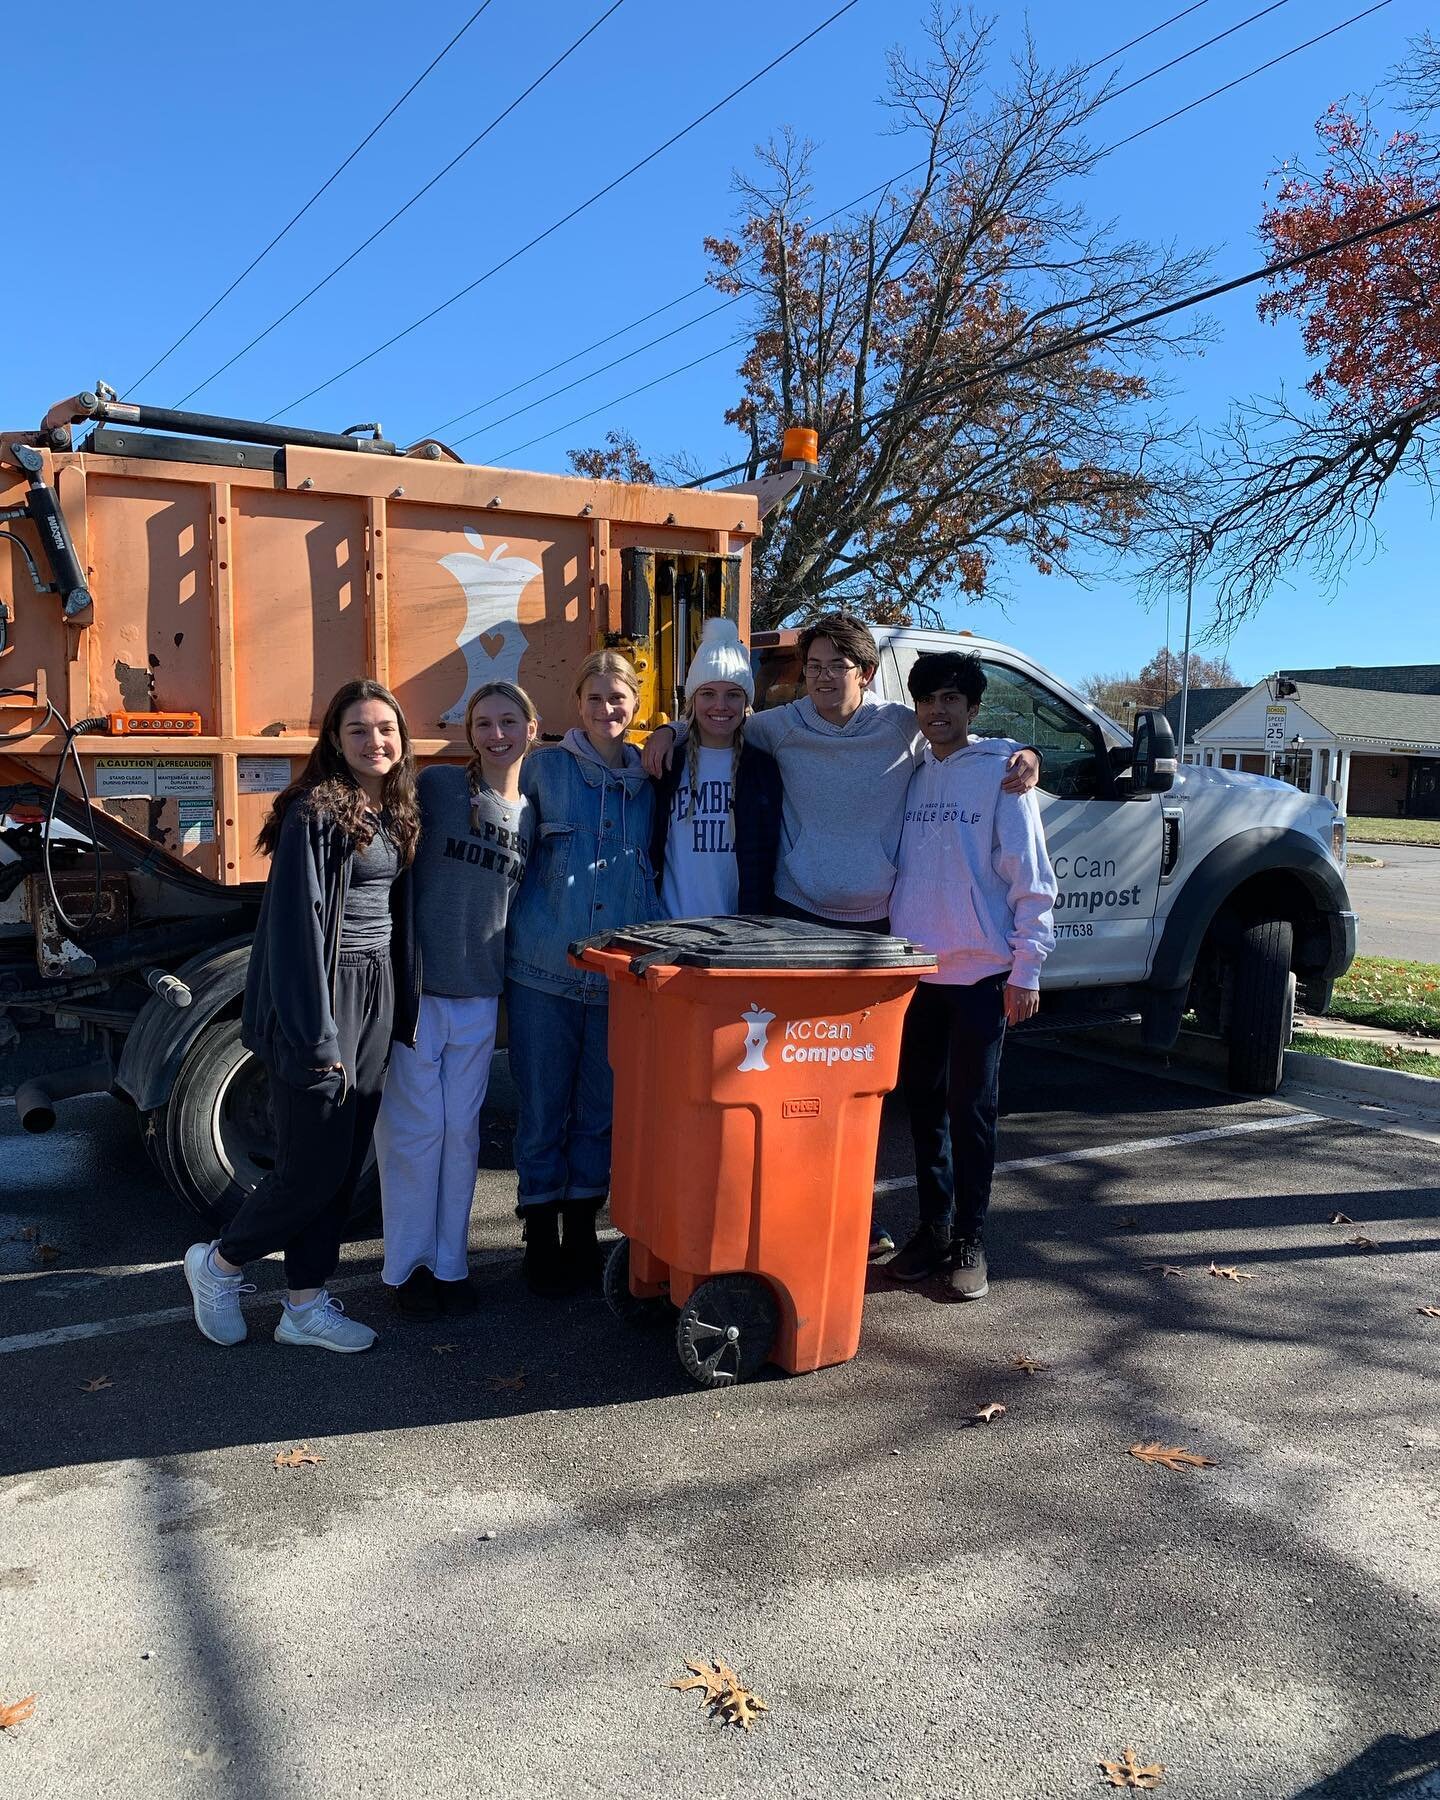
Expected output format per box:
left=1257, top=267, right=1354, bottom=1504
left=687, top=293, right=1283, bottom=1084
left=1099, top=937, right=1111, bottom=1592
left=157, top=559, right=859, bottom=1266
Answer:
left=2, top=1042, right=1438, bottom=1800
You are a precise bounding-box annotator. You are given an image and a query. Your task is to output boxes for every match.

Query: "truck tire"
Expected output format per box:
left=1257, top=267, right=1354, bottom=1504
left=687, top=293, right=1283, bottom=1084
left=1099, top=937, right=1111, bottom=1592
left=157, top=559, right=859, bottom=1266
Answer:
left=161, top=1014, right=276, bottom=1224
left=157, top=1012, right=378, bottom=1228
left=1226, top=918, right=1295, bottom=1096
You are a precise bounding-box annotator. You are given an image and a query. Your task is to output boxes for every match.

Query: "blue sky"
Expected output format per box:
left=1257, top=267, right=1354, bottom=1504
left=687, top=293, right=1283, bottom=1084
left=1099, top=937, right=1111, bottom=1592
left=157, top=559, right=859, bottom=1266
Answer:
left=7, top=0, right=1432, bottom=688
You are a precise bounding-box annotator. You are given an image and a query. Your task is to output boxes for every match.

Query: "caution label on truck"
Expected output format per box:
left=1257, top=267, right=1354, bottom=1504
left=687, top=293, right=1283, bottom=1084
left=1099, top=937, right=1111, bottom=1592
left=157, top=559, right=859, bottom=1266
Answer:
left=95, top=757, right=159, bottom=797
left=94, top=758, right=215, bottom=800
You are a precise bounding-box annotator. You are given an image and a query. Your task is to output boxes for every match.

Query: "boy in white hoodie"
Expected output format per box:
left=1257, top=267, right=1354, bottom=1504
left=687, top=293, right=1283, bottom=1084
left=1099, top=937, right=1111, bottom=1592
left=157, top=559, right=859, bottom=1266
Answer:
left=887, top=651, right=1057, bottom=1300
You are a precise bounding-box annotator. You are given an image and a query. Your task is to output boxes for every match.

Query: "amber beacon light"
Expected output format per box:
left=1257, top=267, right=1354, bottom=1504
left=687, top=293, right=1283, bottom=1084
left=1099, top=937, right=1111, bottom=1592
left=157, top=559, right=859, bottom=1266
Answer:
left=780, top=426, right=818, bottom=465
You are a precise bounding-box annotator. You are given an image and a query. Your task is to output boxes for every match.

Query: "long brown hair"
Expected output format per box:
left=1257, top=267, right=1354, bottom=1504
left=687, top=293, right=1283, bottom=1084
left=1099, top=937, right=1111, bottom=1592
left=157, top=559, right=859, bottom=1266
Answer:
left=256, top=679, right=420, bottom=864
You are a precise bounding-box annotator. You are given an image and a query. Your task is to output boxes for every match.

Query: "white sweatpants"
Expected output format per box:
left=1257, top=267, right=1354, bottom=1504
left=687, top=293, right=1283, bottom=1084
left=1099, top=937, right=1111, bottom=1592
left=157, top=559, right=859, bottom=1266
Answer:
left=375, top=992, right=499, bottom=1286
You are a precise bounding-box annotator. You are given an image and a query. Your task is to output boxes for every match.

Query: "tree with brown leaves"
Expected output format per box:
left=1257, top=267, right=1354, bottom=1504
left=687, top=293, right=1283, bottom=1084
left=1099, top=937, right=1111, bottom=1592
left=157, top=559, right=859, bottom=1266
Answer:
left=572, top=9, right=1206, bottom=631
left=1146, top=33, right=1440, bottom=633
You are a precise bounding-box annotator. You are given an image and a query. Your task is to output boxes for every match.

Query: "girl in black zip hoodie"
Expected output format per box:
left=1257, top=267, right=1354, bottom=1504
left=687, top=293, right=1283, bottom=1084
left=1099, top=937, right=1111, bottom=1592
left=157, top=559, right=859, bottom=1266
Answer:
left=182, top=679, right=421, bottom=1355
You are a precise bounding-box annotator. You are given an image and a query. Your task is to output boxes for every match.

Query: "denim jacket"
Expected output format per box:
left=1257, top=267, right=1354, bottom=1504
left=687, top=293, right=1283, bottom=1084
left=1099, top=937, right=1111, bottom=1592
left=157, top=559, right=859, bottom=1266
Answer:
left=506, top=733, right=660, bottom=1002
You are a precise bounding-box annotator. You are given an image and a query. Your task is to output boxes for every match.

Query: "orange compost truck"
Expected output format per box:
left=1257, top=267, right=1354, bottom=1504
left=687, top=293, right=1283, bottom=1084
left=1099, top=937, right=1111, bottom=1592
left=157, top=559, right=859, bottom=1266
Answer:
left=0, top=388, right=811, bottom=1219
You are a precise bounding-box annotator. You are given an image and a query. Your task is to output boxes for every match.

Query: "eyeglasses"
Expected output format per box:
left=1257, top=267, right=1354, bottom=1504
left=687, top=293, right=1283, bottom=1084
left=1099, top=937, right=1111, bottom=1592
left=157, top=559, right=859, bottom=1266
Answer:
left=803, top=660, right=858, bottom=680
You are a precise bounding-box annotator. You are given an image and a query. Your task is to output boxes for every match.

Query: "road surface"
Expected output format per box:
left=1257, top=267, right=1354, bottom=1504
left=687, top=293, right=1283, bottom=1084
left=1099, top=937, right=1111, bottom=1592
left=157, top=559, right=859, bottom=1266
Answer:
left=2, top=1045, right=1438, bottom=1799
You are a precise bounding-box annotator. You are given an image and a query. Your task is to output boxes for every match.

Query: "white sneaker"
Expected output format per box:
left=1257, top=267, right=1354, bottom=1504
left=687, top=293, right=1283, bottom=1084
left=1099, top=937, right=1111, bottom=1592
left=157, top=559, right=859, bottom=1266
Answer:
left=184, top=1241, right=254, bottom=1346
left=274, top=1291, right=377, bottom=1354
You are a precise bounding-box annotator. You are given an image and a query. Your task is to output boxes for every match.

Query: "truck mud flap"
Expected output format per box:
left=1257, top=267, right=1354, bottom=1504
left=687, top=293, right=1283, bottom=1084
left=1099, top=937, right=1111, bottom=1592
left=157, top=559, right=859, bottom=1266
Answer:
left=115, top=935, right=252, bottom=1114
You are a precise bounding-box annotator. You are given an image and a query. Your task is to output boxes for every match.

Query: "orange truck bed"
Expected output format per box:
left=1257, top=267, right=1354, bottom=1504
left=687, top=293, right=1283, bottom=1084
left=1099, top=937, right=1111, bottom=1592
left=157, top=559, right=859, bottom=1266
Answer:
left=1, top=398, right=759, bottom=887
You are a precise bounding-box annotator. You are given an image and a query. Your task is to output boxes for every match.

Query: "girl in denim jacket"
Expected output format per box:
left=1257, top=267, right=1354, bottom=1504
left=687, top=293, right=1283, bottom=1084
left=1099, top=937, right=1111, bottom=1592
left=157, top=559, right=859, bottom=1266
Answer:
left=505, top=650, right=659, bottom=1292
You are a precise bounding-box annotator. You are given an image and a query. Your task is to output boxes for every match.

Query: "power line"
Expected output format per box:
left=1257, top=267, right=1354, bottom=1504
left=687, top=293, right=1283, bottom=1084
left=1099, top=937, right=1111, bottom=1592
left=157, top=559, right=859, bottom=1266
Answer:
left=266, top=0, right=864, bottom=420
left=1106, top=0, right=1289, bottom=105
left=487, top=331, right=756, bottom=460
left=469, top=0, right=1386, bottom=462
left=452, top=296, right=747, bottom=444
left=175, top=0, right=627, bottom=407
left=1107, top=0, right=1393, bottom=151
left=125, top=1, right=497, bottom=394
left=426, top=0, right=1223, bottom=441
left=694, top=195, right=1440, bottom=484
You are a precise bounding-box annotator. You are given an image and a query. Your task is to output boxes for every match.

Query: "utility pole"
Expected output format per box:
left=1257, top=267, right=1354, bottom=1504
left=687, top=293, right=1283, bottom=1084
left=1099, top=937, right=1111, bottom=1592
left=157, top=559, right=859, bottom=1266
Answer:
left=1177, top=529, right=1197, bottom=765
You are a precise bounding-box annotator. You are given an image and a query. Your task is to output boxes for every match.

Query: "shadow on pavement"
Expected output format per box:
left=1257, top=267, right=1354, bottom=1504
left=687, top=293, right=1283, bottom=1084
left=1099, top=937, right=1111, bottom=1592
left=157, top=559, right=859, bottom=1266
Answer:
left=1288, top=1728, right=1440, bottom=1798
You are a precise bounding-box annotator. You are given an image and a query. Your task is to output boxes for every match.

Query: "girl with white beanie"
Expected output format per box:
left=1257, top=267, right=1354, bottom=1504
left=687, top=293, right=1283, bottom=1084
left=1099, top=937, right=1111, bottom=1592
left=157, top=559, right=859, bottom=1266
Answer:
left=650, top=617, right=782, bottom=917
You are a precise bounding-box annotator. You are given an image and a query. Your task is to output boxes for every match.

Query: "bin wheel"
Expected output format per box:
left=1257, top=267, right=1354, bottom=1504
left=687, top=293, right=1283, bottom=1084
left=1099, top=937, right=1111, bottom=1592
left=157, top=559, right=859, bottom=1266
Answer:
left=603, top=1237, right=667, bottom=1324
left=676, top=1275, right=779, bottom=1388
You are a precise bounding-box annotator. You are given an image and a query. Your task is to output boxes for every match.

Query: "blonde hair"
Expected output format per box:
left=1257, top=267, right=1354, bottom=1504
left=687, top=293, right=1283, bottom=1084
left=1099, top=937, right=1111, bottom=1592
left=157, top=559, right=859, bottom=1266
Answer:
left=679, top=694, right=744, bottom=844
left=573, top=648, right=641, bottom=699
left=463, top=680, right=537, bottom=815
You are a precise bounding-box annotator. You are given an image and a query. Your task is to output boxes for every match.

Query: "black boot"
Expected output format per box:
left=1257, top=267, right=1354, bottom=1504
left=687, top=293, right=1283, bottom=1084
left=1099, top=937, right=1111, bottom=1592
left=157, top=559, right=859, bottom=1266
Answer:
left=521, top=1202, right=566, bottom=1296
left=560, top=1200, right=604, bottom=1291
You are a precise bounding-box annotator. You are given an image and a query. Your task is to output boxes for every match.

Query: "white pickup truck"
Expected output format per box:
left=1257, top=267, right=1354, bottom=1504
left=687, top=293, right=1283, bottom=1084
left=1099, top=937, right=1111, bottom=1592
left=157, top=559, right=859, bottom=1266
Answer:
left=753, top=626, right=1358, bottom=1095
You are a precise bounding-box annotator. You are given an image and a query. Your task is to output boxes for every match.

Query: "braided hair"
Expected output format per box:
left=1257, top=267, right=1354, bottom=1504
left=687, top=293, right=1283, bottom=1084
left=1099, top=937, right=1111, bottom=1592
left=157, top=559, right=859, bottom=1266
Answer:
left=680, top=697, right=744, bottom=847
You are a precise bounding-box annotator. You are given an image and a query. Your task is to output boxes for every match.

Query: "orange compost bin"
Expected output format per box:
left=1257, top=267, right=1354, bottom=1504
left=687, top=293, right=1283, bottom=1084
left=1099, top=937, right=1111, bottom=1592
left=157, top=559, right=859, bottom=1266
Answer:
left=572, top=916, right=936, bottom=1385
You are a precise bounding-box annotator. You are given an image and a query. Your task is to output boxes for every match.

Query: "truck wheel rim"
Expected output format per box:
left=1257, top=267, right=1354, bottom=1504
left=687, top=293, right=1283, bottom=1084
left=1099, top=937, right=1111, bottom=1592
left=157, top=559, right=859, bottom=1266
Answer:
left=208, top=1053, right=274, bottom=1190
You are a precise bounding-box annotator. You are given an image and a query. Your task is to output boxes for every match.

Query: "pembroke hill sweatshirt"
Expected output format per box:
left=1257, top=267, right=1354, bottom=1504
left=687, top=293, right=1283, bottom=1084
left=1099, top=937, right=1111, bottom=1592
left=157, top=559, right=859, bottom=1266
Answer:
left=889, top=739, right=1057, bottom=989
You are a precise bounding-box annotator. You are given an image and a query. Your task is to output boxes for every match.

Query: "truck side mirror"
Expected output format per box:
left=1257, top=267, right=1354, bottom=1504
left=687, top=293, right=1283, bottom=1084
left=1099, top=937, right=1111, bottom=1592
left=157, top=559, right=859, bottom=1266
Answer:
left=1132, top=710, right=1178, bottom=794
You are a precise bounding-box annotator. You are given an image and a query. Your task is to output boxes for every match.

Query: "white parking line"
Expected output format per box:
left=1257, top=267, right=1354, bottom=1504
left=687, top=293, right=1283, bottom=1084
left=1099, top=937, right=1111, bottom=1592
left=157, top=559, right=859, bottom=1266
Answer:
left=0, top=1271, right=370, bottom=1355
left=0, top=1111, right=1325, bottom=1357
left=872, top=1111, right=1323, bottom=1194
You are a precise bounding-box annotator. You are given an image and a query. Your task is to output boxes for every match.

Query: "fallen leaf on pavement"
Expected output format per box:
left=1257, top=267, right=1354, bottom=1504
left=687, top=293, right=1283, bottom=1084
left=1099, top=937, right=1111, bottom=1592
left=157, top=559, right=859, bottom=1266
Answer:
left=1419, top=1306, right=1440, bottom=1319
left=670, top=1659, right=731, bottom=1705
left=1012, top=1356, right=1050, bottom=1375
left=1346, top=1235, right=1378, bottom=1250
left=1328, top=1212, right=1353, bottom=1225
left=1129, top=1441, right=1216, bottom=1473
left=1208, top=1263, right=1256, bottom=1282
left=669, top=1657, right=767, bottom=1731
left=78, top=1376, right=113, bottom=1393
left=488, top=1371, right=526, bottom=1393
left=272, top=1446, right=322, bottom=1469
left=35, top=1244, right=61, bottom=1264
left=432, top=1343, right=458, bottom=1354
left=973, top=1402, right=1007, bottom=1423
left=1117, top=1216, right=1141, bottom=1231
left=1143, top=1264, right=1187, bottom=1278
left=1098, top=1744, right=1165, bottom=1788
left=17, top=1225, right=39, bottom=1241
left=181, top=1746, right=233, bottom=1771
left=0, top=1694, right=36, bottom=1730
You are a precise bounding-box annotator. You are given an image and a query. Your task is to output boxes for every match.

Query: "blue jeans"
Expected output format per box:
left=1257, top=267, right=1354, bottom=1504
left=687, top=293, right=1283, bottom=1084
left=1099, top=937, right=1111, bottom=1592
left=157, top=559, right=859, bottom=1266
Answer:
left=506, top=979, right=613, bottom=1209
left=898, top=975, right=1008, bottom=1242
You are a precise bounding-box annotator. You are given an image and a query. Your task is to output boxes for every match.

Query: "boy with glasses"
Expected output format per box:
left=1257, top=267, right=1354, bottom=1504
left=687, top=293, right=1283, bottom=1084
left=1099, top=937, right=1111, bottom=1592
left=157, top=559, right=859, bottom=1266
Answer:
left=643, top=612, right=1038, bottom=931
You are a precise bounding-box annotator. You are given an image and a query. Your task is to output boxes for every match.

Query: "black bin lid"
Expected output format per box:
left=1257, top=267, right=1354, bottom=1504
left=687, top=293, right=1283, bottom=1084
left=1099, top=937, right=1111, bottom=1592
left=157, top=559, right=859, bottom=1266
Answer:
left=572, top=914, right=935, bottom=974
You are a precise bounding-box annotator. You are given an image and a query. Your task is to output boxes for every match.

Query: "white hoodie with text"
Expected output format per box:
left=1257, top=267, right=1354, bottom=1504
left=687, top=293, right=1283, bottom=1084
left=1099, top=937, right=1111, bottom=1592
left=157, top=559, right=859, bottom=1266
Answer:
left=889, top=739, right=1057, bottom=989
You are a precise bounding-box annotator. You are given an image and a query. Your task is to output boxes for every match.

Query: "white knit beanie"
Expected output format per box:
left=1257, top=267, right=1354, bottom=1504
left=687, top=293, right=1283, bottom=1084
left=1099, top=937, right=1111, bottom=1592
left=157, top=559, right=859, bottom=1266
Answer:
left=685, top=616, right=754, bottom=702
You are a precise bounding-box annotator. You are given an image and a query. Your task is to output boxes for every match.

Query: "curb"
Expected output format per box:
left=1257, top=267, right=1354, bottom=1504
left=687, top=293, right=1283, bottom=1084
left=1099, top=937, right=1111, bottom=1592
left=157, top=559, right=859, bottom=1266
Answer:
left=1348, top=837, right=1440, bottom=850
left=1282, top=1049, right=1440, bottom=1115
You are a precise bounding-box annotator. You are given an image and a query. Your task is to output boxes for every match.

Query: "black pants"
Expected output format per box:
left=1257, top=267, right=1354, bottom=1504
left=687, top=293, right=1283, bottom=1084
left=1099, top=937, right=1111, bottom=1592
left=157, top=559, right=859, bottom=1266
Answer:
left=222, top=949, right=394, bottom=1289
left=899, top=975, right=1007, bottom=1243
left=771, top=897, right=890, bottom=934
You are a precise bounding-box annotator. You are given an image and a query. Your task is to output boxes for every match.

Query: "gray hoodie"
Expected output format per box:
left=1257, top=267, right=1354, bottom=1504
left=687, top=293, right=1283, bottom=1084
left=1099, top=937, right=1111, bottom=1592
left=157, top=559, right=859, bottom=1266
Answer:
left=738, top=696, right=1020, bottom=924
